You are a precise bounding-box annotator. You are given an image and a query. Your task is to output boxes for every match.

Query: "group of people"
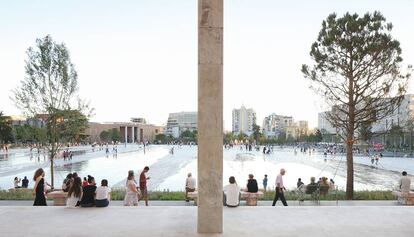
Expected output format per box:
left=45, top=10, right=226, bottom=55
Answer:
left=13, top=176, right=29, bottom=189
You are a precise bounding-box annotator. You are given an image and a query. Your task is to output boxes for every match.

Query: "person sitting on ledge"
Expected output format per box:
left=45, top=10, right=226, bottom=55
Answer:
left=306, top=177, right=318, bottom=194
left=66, top=177, right=82, bottom=208
left=21, top=176, right=29, bottom=188
left=399, top=171, right=411, bottom=193
left=185, top=173, right=196, bottom=202
left=80, top=175, right=96, bottom=207
left=319, top=177, right=330, bottom=196
left=224, top=176, right=240, bottom=207
left=246, top=174, right=258, bottom=193
left=95, top=179, right=111, bottom=207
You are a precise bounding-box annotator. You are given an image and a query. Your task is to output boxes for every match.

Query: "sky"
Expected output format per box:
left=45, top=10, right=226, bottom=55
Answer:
left=0, top=0, right=413, bottom=130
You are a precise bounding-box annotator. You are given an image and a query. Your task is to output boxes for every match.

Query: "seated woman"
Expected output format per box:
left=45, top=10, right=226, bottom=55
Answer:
left=223, top=176, right=240, bottom=207
left=95, top=179, right=111, bottom=207
left=246, top=174, right=258, bottom=193
left=79, top=176, right=97, bottom=207
left=319, top=177, right=330, bottom=196
left=306, top=177, right=318, bottom=194
left=66, top=177, right=82, bottom=208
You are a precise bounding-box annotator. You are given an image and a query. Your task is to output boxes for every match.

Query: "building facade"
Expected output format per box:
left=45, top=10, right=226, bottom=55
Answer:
left=164, top=112, right=197, bottom=138
left=262, top=114, right=293, bottom=138
left=232, top=106, right=256, bottom=136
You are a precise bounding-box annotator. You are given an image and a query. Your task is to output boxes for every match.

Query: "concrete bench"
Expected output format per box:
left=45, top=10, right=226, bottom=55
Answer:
left=48, top=191, right=68, bottom=206
left=240, top=191, right=264, bottom=206
left=392, top=191, right=414, bottom=205
left=187, top=191, right=198, bottom=206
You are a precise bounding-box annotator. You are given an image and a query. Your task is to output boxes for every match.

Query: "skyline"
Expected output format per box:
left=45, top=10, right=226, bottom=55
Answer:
left=1, top=0, right=413, bottom=130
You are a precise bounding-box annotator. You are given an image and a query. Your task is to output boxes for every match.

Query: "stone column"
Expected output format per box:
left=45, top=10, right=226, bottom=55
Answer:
left=197, top=0, right=223, bottom=233
left=124, top=126, right=128, bottom=145
left=132, top=126, right=135, bottom=143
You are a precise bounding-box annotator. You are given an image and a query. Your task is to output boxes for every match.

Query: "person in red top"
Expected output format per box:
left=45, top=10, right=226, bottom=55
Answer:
left=139, top=166, right=150, bottom=206
left=82, top=177, right=89, bottom=187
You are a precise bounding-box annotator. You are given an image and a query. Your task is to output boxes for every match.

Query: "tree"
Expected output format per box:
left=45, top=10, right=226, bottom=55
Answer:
left=0, top=111, right=13, bottom=144
left=388, top=125, right=403, bottom=149
left=314, top=129, right=323, bottom=143
left=359, top=122, right=373, bottom=143
left=155, top=134, right=167, bottom=144
left=302, top=12, right=411, bottom=199
left=57, top=109, right=89, bottom=143
left=251, top=124, right=262, bottom=143
left=224, top=132, right=235, bottom=144
left=12, top=35, right=92, bottom=188
left=110, top=128, right=120, bottom=142
left=100, top=130, right=111, bottom=142
left=237, top=132, right=247, bottom=143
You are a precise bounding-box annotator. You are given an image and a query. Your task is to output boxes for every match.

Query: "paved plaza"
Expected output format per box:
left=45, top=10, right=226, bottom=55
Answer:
left=0, top=205, right=413, bottom=237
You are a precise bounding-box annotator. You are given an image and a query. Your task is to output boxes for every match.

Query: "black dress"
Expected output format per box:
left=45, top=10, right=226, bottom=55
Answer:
left=33, top=178, right=47, bottom=206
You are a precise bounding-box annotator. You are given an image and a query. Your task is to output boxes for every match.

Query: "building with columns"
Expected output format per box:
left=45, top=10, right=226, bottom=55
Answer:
left=85, top=121, right=163, bottom=143
left=232, top=105, right=256, bottom=136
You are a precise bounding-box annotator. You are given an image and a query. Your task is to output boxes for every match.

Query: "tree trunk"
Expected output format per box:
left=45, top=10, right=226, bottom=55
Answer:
left=346, top=134, right=354, bottom=200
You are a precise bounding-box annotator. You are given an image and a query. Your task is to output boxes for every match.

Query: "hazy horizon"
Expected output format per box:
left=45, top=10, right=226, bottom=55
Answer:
left=1, top=0, right=413, bottom=130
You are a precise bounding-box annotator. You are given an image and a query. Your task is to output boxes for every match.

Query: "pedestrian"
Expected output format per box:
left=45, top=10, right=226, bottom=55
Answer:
left=263, top=174, right=268, bottom=191
left=139, top=166, right=150, bottom=206
left=124, top=170, right=139, bottom=206
left=33, top=168, right=47, bottom=206
left=272, top=168, right=288, bottom=206
left=185, top=173, right=196, bottom=202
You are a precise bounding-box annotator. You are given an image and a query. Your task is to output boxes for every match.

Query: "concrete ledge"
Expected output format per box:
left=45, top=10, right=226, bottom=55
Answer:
left=1, top=206, right=413, bottom=237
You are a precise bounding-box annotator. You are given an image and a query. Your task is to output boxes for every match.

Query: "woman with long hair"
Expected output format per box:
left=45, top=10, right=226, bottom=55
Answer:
left=124, top=170, right=140, bottom=206
left=66, top=177, right=82, bottom=208
left=33, top=168, right=47, bottom=206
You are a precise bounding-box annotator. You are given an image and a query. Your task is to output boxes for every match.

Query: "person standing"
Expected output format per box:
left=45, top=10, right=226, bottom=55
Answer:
left=139, top=166, right=150, bottom=206
left=263, top=174, right=268, bottom=191
left=124, top=170, right=139, bottom=206
left=272, top=168, right=288, bottom=206
left=33, top=168, right=47, bottom=206
left=185, top=173, right=196, bottom=202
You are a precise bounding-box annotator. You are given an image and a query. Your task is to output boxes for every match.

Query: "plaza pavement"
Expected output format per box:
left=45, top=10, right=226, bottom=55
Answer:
left=0, top=201, right=413, bottom=237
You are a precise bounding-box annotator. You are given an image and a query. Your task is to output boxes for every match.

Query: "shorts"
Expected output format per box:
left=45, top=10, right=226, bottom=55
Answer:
left=140, top=188, right=148, bottom=199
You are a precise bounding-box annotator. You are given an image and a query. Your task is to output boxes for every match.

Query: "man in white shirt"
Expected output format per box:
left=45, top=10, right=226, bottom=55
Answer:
left=272, top=168, right=288, bottom=206
left=399, top=171, right=411, bottom=193
left=223, top=176, right=240, bottom=207
left=185, top=173, right=196, bottom=202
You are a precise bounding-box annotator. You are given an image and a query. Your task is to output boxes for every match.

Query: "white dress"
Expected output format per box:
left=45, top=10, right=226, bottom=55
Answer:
left=123, top=180, right=139, bottom=206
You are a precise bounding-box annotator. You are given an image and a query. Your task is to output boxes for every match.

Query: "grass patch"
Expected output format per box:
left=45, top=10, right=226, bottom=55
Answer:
left=0, top=188, right=395, bottom=201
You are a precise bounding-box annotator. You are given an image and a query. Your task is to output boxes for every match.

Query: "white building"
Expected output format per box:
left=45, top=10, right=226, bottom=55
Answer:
left=318, top=111, right=337, bottom=134
left=372, top=94, right=414, bottom=133
left=232, top=106, right=256, bottom=136
left=262, top=114, right=293, bottom=138
left=165, top=112, right=197, bottom=138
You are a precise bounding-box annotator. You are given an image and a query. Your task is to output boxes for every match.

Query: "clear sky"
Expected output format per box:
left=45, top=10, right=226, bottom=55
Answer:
left=0, top=0, right=413, bottom=130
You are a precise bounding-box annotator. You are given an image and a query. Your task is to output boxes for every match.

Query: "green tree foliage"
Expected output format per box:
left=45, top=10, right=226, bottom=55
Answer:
left=180, top=130, right=197, bottom=142
left=302, top=12, right=411, bottom=199
left=12, top=35, right=92, bottom=187
left=387, top=125, right=403, bottom=148
left=359, top=122, right=373, bottom=143
left=57, top=109, right=89, bottom=142
left=0, top=111, right=13, bottom=144
left=251, top=124, right=262, bottom=143
left=99, top=128, right=121, bottom=143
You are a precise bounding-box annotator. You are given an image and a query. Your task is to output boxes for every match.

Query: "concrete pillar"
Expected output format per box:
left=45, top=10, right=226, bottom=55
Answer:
left=197, top=0, right=223, bottom=233
left=124, top=126, right=128, bottom=145
left=132, top=126, right=135, bottom=143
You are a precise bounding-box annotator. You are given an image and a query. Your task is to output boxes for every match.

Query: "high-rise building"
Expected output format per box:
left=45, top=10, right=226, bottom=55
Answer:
left=165, top=112, right=197, bottom=138
left=262, top=114, right=293, bottom=138
left=232, top=105, right=256, bottom=136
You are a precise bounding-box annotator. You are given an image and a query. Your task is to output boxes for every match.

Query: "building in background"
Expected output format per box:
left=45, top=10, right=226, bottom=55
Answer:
left=130, top=117, right=147, bottom=124
left=262, top=114, right=293, bottom=138
left=164, top=111, right=197, bottom=138
left=232, top=105, right=256, bottom=136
